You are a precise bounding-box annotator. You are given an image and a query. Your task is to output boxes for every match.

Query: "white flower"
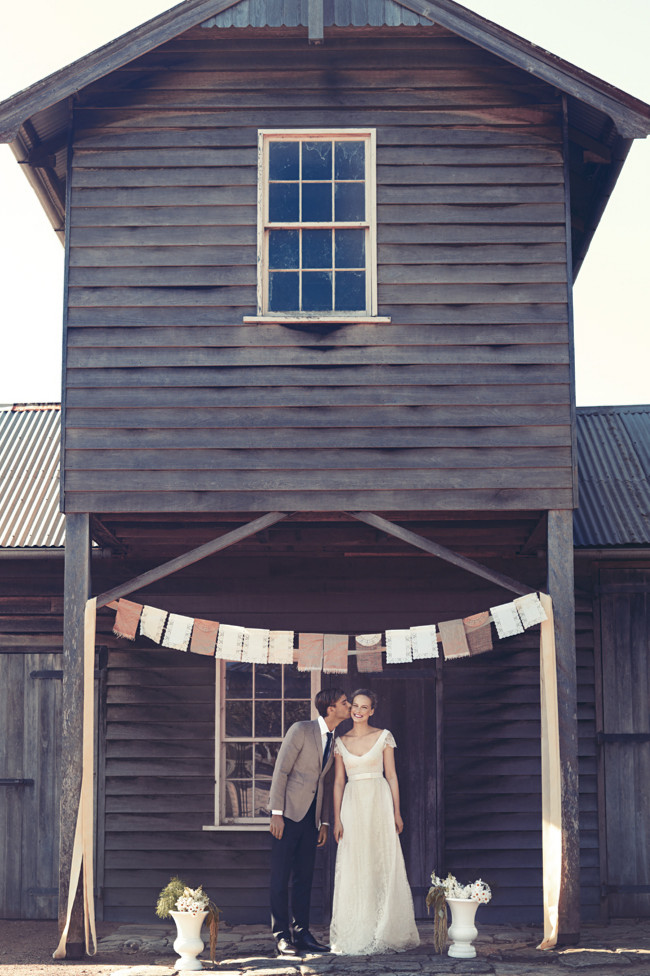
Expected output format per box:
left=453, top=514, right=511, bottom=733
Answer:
left=175, top=885, right=210, bottom=914
left=429, top=872, right=491, bottom=903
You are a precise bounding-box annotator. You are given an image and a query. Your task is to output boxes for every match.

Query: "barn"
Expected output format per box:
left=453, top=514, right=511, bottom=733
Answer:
left=1, top=0, right=649, bottom=953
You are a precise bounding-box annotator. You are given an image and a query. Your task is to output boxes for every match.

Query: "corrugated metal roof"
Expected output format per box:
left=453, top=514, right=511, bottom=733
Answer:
left=0, top=403, right=65, bottom=548
left=574, top=406, right=650, bottom=548
left=201, top=0, right=433, bottom=29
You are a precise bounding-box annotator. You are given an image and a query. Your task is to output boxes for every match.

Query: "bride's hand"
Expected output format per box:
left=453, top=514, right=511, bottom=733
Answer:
left=334, top=821, right=344, bottom=843
left=394, top=813, right=404, bottom=834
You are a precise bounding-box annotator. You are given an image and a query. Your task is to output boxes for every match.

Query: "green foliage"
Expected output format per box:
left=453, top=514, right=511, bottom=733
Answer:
left=155, top=876, right=186, bottom=919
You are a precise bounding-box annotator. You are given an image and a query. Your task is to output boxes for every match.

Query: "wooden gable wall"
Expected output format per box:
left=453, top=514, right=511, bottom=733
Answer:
left=63, top=26, right=573, bottom=515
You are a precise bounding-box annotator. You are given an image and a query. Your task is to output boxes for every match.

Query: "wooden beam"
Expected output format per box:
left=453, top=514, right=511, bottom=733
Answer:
left=58, top=513, right=91, bottom=957
left=94, top=511, right=290, bottom=608
left=547, top=509, right=580, bottom=943
left=347, top=511, right=530, bottom=595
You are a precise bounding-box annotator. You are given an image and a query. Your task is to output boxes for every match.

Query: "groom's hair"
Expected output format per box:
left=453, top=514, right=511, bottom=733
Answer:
left=315, top=687, right=347, bottom=717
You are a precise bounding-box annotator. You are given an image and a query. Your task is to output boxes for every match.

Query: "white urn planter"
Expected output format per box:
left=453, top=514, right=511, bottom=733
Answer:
left=170, top=910, right=208, bottom=971
left=446, top=898, right=480, bottom=958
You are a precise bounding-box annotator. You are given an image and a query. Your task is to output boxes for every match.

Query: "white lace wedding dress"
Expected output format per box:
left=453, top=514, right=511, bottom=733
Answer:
left=329, top=729, right=420, bottom=955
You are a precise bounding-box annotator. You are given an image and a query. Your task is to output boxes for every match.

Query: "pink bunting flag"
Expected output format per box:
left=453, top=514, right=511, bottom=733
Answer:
left=112, top=599, right=142, bottom=641
left=297, top=633, right=324, bottom=671
left=323, top=634, right=348, bottom=674
left=189, top=619, right=219, bottom=656
left=438, top=618, right=470, bottom=659
left=355, top=635, right=383, bottom=672
left=463, top=611, right=493, bottom=655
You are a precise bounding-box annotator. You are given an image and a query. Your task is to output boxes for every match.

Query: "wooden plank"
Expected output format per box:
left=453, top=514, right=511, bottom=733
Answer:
left=547, top=509, right=580, bottom=941
left=65, top=446, right=572, bottom=471
left=0, top=655, right=24, bottom=918
left=64, top=488, right=575, bottom=513
left=348, top=512, right=530, bottom=595
left=65, top=383, right=570, bottom=410
left=65, top=424, right=572, bottom=451
left=94, top=512, right=289, bottom=609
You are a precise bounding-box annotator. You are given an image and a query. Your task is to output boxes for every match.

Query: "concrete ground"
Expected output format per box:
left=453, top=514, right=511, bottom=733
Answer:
left=98, top=918, right=650, bottom=976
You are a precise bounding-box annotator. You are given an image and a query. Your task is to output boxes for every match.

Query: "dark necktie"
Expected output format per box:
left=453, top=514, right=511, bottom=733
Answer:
left=322, top=731, right=333, bottom=769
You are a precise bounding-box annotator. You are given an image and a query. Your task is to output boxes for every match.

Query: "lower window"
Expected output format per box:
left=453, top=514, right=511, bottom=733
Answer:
left=216, top=662, right=320, bottom=824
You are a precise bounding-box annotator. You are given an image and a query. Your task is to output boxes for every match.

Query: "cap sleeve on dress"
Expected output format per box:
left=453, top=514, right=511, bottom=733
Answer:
left=333, top=738, right=342, bottom=757
left=383, top=729, right=397, bottom=749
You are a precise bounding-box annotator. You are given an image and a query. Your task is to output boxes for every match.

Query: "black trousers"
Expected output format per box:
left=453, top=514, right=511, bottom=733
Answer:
left=270, top=797, right=318, bottom=938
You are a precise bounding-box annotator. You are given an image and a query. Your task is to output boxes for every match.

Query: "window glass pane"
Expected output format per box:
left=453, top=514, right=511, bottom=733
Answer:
left=335, top=140, right=365, bottom=180
left=303, top=271, right=332, bottom=312
left=302, top=183, right=332, bottom=222
left=225, top=662, right=252, bottom=699
left=225, top=780, right=253, bottom=818
left=225, top=742, right=253, bottom=778
left=255, top=741, right=281, bottom=778
left=302, top=230, right=332, bottom=269
left=302, top=141, right=332, bottom=180
left=284, top=668, right=311, bottom=697
left=255, top=786, right=272, bottom=817
left=225, top=700, right=252, bottom=736
left=284, top=700, right=311, bottom=731
left=335, top=228, right=365, bottom=268
left=269, top=230, right=299, bottom=269
left=269, top=182, right=299, bottom=222
left=255, top=700, right=282, bottom=737
left=335, top=182, right=365, bottom=221
left=335, top=270, right=366, bottom=311
left=269, top=271, right=299, bottom=311
left=269, top=141, right=299, bottom=180
left=255, top=664, right=283, bottom=699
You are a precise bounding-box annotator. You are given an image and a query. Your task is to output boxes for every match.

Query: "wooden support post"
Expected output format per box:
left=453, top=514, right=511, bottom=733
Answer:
left=308, top=0, right=324, bottom=44
left=58, top=513, right=91, bottom=957
left=547, top=509, right=580, bottom=942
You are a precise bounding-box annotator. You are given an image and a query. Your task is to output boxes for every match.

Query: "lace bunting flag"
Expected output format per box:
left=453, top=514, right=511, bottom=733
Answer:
left=113, top=599, right=142, bottom=641
left=490, top=602, right=524, bottom=639
left=163, top=613, right=194, bottom=651
left=410, top=624, right=439, bottom=659
left=297, top=633, right=324, bottom=671
left=355, top=636, right=383, bottom=672
left=268, top=631, right=294, bottom=664
left=463, top=611, right=493, bottom=655
left=438, top=618, right=470, bottom=659
left=242, top=628, right=270, bottom=664
left=514, top=593, right=548, bottom=629
left=216, top=623, right=245, bottom=661
left=189, top=618, right=219, bottom=656
left=385, top=629, right=412, bottom=664
left=139, top=605, right=168, bottom=644
left=322, top=634, right=348, bottom=674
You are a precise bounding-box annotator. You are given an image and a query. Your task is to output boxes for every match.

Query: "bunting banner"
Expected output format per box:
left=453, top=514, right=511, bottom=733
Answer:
left=111, top=592, right=551, bottom=668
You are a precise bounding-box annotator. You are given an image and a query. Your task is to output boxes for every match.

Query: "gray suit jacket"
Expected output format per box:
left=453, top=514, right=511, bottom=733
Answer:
left=269, top=720, right=334, bottom=827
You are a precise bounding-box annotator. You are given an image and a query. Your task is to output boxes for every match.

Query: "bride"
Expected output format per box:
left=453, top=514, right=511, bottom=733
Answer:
left=329, top=688, right=420, bottom=955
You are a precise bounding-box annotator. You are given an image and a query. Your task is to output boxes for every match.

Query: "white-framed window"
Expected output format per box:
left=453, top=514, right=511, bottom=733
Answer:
left=245, top=129, right=388, bottom=323
left=210, top=661, right=321, bottom=827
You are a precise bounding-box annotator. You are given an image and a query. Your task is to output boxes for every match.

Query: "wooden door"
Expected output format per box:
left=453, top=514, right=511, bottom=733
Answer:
left=324, top=667, right=440, bottom=919
left=597, top=569, right=650, bottom=917
left=0, top=653, right=62, bottom=919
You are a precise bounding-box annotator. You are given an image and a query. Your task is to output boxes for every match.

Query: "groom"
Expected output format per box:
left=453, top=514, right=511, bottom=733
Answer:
left=269, top=687, right=350, bottom=957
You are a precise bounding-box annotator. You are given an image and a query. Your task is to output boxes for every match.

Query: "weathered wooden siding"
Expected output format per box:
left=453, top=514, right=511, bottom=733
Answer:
left=0, top=560, right=64, bottom=920
left=63, top=27, right=573, bottom=514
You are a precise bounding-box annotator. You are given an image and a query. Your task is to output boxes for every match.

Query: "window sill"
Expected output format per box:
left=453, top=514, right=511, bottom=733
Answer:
left=202, top=823, right=269, bottom=831
left=243, top=315, right=391, bottom=324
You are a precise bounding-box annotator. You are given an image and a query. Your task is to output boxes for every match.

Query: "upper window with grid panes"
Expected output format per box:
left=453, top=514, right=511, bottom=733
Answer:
left=256, top=130, right=378, bottom=319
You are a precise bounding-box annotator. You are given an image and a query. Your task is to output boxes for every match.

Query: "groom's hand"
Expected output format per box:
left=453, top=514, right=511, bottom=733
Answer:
left=270, top=814, right=285, bottom=839
left=317, top=824, right=328, bottom=848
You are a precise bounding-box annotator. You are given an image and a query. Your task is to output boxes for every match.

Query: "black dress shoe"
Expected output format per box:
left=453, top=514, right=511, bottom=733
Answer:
left=275, top=936, right=300, bottom=957
left=293, top=929, right=330, bottom=953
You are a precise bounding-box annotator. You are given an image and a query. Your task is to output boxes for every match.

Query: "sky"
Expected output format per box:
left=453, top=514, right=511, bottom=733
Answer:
left=0, top=0, right=648, bottom=406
